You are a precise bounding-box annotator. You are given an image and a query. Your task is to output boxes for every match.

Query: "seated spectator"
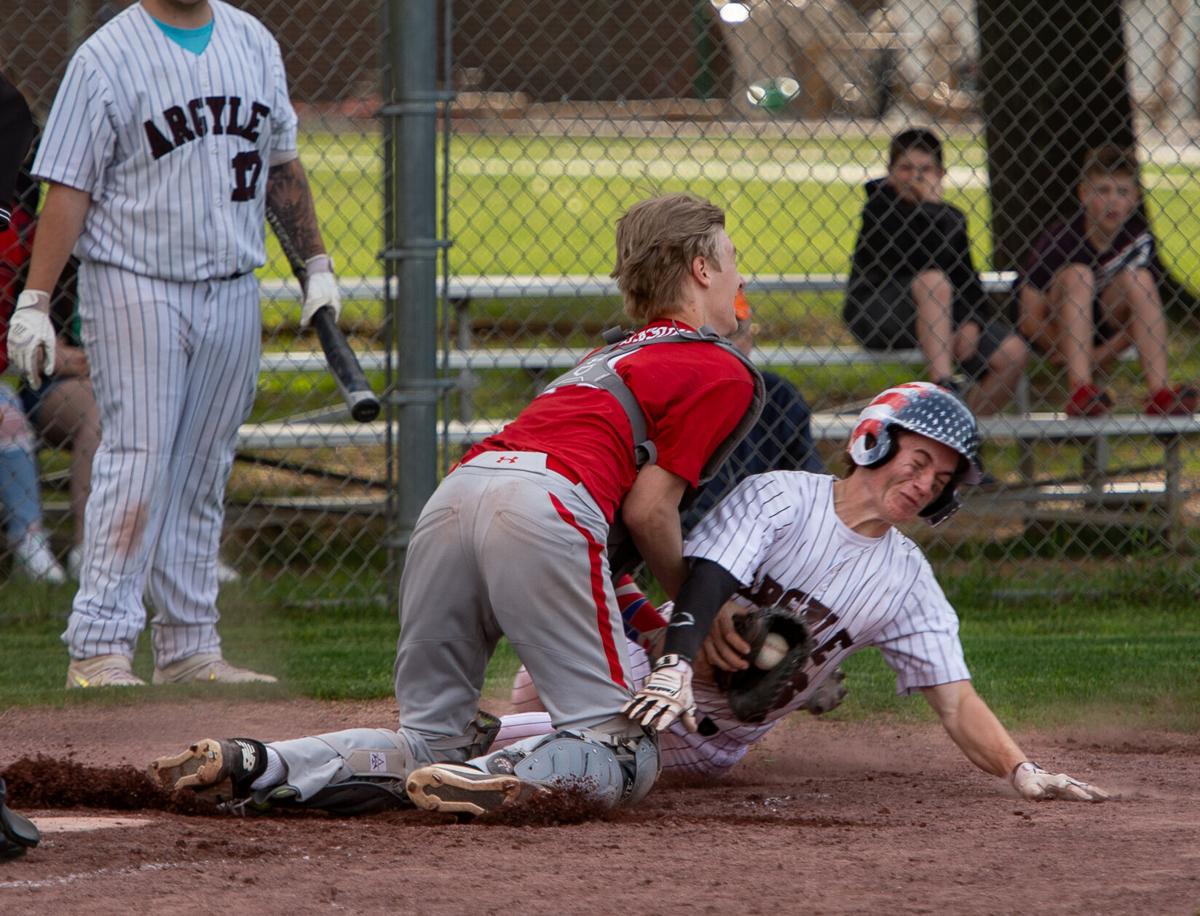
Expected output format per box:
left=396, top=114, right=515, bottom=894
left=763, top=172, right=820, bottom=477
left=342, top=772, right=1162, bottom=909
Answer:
left=1017, top=144, right=1196, bottom=417
left=0, top=72, right=64, bottom=583
left=843, top=127, right=1027, bottom=415
left=683, top=290, right=826, bottom=531
left=1, top=168, right=100, bottom=580
left=0, top=381, right=66, bottom=583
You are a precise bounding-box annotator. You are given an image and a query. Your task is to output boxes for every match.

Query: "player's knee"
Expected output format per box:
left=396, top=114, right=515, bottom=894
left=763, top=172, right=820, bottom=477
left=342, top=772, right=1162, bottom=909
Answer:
left=994, top=334, right=1029, bottom=371
left=1053, top=264, right=1095, bottom=296
left=114, top=502, right=149, bottom=555
left=912, top=269, right=952, bottom=299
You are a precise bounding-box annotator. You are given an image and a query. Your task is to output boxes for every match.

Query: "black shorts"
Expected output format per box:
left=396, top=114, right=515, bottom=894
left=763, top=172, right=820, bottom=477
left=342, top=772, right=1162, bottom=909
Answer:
left=17, top=375, right=67, bottom=425
left=844, top=277, right=1015, bottom=379
left=1090, top=297, right=1122, bottom=347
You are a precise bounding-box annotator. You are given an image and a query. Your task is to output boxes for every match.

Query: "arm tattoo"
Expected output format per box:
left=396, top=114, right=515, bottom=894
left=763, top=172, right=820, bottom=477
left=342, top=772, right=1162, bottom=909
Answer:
left=265, top=159, right=326, bottom=260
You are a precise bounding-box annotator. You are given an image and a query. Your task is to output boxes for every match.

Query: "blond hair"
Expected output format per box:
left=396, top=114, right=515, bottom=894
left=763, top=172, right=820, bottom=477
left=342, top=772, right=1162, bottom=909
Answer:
left=610, top=194, right=727, bottom=322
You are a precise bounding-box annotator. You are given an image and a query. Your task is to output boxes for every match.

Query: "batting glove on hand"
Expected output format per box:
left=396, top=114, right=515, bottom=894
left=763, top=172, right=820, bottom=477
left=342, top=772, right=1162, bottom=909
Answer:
left=622, top=654, right=697, bottom=733
left=8, top=290, right=55, bottom=388
left=299, top=255, right=341, bottom=329
left=1010, top=761, right=1110, bottom=802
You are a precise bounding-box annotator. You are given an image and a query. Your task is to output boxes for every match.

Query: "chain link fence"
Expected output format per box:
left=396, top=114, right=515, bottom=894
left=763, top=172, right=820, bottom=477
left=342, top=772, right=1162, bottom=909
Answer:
left=2, top=0, right=1198, bottom=604
left=445, top=0, right=1200, bottom=577
left=2, top=0, right=388, bottom=601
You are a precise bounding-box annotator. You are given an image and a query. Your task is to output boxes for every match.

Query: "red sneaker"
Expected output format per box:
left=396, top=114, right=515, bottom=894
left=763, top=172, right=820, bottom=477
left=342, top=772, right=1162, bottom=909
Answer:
left=1066, top=383, right=1113, bottom=417
left=1145, top=384, right=1199, bottom=416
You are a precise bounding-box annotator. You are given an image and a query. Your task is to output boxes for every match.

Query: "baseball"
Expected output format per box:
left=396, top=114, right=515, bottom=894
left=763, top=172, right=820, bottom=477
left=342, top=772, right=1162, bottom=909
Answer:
left=754, top=633, right=789, bottom=670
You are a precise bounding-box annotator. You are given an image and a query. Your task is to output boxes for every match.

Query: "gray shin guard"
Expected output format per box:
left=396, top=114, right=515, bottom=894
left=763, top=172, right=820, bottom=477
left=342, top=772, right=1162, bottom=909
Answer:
left=268, top=712, right=502, bottom=815
left=474, top=728, right=660, bottom=808
left=267, top=728, right=417, bottom=814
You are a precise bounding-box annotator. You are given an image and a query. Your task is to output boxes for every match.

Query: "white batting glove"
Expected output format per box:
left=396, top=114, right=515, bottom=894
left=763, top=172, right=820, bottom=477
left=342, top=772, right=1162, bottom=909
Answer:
left=622, top=654, right=697, bottom=733
left=1010, top=761, right=1111, bottom=802
left=8, top=289, right=56, bottom=388
left=299, top=255, right=341, bottom=329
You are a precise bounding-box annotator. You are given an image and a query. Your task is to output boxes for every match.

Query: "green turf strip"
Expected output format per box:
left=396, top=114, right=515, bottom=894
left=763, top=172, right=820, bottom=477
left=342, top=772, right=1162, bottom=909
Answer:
left=2, top=565, right=1195, bottom=732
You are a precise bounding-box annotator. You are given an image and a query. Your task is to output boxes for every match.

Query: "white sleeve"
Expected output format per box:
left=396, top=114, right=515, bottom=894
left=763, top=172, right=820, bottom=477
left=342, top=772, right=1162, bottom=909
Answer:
left=267, top=34, right=298, bottom=156
left=33, top=51, right=115, bottom=194
left=683, top=473, right=792, bottom=586
left=873, top=557, right=971, bottom=696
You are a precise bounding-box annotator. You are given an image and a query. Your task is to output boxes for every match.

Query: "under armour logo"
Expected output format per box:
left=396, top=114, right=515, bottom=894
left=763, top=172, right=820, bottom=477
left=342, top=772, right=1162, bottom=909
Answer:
left=495, top=456, right=518, bottom=464
left=669, top=612, right=695, bottom=629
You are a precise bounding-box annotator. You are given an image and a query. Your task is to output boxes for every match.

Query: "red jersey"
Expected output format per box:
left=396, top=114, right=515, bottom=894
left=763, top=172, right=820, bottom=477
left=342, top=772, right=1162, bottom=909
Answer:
left=0, top=208, right=32, bottom=375
left=461, top=320, right=756, bottom=521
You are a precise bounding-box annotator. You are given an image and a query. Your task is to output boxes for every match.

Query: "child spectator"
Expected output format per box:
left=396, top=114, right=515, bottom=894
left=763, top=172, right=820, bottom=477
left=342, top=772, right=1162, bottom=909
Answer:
left=1, top=382, right=66, bottom=583
left=844, top=127, right=1027, bottom=415
left=1, top=164, right=101, bottom=579
left=1018, top=144, right=1196, bottom=416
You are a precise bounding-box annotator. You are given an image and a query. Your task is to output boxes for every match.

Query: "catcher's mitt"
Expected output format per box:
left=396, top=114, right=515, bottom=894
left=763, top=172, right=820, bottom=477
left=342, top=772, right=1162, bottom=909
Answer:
left=714, top=608, right=815, bottom=723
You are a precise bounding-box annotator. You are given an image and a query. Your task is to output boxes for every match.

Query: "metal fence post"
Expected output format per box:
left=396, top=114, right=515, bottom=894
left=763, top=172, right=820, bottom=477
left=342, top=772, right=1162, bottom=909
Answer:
left=382, top=0, right=441, bottom=583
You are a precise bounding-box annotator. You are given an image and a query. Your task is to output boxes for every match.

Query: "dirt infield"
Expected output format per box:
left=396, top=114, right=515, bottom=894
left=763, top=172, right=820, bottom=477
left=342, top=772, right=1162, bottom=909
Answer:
left=1, top=698, right=1197, bottom=915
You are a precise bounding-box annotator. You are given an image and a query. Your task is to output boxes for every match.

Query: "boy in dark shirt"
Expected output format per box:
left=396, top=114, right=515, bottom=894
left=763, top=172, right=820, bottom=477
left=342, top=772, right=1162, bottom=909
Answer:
left=1018, top=144, right=1195, bottom=416
left=844, top=128, right=1027, bottom=415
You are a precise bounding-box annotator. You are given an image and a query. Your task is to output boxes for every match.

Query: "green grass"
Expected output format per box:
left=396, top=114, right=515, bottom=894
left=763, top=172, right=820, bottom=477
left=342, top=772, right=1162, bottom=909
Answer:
left=258, top=128, right=1200, bottom=410
left=266, top=126, right=1200, bottom=426
left=284, top=129, right=1200, bottom=288
left=837, top=563, right=1200, bottom=729
left=3, top=566, right=1196, bottom=731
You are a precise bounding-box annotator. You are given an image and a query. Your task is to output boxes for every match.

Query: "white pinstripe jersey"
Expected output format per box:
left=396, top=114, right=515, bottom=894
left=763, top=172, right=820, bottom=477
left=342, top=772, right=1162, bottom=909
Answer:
left=33, top=0, right=297, bottom=281
left=668, top=470, right=970, bottom=774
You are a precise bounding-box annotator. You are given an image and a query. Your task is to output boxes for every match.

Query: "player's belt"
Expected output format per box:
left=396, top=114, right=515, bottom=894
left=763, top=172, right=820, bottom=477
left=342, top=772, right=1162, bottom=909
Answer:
left=459, top=449, right=583, bottom=486
left=214, top=269, right=251, bottom=281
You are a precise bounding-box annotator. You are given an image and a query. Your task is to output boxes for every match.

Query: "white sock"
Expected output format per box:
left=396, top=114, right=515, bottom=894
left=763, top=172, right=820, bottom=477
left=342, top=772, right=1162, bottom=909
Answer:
left=250, top=746, right=287, bottom=790
left=492, top=711, right=554, bottom=750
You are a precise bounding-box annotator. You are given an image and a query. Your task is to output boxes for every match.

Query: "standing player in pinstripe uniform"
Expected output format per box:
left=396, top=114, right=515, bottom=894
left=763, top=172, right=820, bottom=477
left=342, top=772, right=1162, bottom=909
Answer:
left=7, top=0, right=340, bottom=687
left=506, top=382, right=1111, bottom=802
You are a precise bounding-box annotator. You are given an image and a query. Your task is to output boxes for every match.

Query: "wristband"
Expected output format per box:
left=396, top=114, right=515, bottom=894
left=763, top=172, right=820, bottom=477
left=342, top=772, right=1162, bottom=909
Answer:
left=16, top=289, right=50, bottom=311
left=304, top=254, right=333, bottom=275
left=1009, top=760, right=1039, bottom=788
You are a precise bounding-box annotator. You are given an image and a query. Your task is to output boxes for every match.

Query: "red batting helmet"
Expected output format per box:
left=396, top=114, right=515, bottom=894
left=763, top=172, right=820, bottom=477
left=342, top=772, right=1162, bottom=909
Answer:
left=848, top=381, right=983, bottom=525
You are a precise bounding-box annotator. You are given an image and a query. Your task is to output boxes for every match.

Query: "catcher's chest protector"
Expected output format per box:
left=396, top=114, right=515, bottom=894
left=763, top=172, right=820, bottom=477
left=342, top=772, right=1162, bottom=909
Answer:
left=538, top=323, right=765, bottom=484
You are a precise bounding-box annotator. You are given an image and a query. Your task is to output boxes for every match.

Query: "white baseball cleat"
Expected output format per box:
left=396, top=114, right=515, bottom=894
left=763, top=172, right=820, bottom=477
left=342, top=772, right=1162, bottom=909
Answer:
left=151, top=737, right=268, bottom=796
left=153, top=653, right=278, bottom=685
left=12, top=529, right=67, bottom=585
left=405, top=763, right=541, bottom=816
left=216, top=559, right=241, bottom=584
left=66, top=654, right=147, bottom=689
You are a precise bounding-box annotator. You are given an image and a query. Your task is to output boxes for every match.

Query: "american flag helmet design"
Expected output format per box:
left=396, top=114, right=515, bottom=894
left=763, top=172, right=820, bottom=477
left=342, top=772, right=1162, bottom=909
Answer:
left=848, top=381, right=983, bottom=525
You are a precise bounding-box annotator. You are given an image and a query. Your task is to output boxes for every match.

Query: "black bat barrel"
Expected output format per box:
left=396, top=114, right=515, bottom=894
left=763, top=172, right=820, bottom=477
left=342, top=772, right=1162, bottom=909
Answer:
left=311, top=307, right=381, bottom=422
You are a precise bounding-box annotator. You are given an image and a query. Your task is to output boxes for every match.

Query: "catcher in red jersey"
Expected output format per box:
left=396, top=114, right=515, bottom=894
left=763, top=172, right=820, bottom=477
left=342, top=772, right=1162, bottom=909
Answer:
left=503, top=382, right=1111, bottom=803
left=152, top=193, right=764, bottom=817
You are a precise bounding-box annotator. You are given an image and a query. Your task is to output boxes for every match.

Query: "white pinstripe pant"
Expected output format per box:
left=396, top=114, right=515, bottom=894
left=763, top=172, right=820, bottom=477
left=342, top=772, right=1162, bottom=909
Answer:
left=62, top=264, right=260, bottom=665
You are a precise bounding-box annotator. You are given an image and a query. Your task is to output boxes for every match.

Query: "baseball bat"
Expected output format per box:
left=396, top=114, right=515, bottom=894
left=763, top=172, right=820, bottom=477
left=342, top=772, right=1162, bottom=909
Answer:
left=265, top=206, right=381, bottom=423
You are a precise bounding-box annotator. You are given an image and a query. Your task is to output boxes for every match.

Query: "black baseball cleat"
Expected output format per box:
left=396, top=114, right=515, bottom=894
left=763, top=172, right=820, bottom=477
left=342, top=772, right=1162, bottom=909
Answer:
left=405, top=764, right=542, bottom=816
left=151, top=737, right=268, bottom=802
